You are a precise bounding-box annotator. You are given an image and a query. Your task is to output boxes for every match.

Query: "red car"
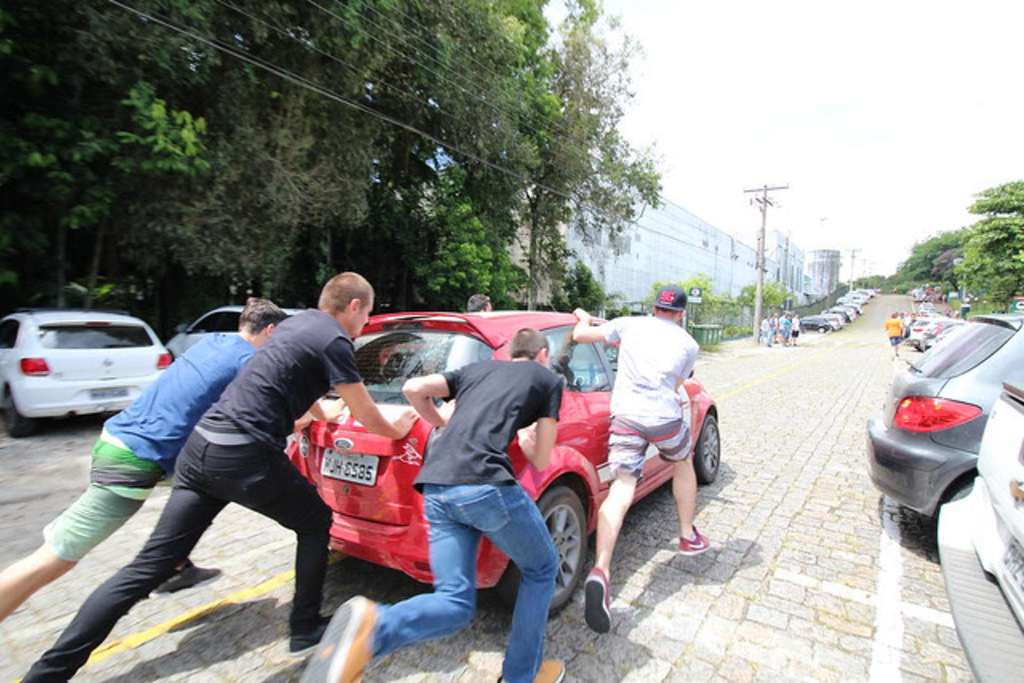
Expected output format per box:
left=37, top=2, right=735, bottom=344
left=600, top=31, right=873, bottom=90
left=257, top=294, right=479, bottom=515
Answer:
left=287, top=311, right=720, bottom=611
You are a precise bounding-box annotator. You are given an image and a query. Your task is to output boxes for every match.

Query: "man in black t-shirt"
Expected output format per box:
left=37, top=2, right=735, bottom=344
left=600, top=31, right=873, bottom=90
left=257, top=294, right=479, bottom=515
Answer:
left=301, top=328, right=566, bottom=683
left=25, top=273, right=417, bottom=681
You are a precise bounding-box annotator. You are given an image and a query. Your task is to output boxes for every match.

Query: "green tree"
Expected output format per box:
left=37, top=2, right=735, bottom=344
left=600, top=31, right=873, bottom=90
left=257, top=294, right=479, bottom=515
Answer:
left=521, top=0, right=661, bottom=308
left=738, top=281, right=789, bottom=311
left=894, top=229, right=969, bottom=291
left=959, top=181, right=1024, bottom=303
left=551, top=262, right=606, bottom=312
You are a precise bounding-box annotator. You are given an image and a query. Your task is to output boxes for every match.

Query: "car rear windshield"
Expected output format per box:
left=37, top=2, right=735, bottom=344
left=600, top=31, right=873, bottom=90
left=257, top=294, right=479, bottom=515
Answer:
left=910, top=319, right=1015, bottom=379
left=354, top=330, right=493, bottom=404
left=37, top=324, right=154, bottom=349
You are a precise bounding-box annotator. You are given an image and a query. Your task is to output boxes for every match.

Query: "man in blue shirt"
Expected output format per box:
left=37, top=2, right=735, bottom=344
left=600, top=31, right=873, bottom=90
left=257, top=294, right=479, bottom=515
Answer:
left=0, top=298, right=287, bottom=622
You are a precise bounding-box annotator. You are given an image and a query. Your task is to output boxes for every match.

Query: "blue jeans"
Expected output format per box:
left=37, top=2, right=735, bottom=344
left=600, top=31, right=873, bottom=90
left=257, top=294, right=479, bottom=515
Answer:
left=373, top=483, right=558, bottom=683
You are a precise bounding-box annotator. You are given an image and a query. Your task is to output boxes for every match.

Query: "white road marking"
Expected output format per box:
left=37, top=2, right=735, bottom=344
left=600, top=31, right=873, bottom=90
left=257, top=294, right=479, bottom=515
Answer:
left=871, top=499, right=906, bottom=681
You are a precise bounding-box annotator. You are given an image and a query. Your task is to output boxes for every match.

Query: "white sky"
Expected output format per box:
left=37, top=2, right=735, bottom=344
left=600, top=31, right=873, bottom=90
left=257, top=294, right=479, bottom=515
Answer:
left=591, top=0, right=1024, bottom=276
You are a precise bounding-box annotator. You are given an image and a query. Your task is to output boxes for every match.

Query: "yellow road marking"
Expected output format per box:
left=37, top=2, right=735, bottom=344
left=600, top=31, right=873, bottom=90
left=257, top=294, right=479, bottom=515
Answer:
left=83, top=553, right=345, bottom=667
left=714, top=346, right=834, bottom=402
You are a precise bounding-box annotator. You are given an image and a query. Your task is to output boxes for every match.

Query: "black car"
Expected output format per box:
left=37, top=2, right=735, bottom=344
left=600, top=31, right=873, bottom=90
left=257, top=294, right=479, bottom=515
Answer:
left=867, top=315, right=1024, bottom=515
left=800, top=315, right=833, bottom=333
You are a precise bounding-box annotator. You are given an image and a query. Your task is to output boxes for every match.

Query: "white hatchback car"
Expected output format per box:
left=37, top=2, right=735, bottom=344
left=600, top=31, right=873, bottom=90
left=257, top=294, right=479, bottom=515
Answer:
left=938, top=381, right=1024, bottom=680
left=0, top=309, right=171, bottom=437
left=165, top=305, right=303, bottom=358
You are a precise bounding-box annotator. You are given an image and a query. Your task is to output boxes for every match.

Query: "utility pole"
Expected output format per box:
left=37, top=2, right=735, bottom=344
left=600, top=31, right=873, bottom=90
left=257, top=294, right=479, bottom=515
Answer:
left=847, top=248, right=862, bottom=292
left=744, top=183, right=789, bottom=343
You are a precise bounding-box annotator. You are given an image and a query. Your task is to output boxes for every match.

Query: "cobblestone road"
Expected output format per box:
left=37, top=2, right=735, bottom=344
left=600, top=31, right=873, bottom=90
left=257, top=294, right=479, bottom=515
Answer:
left=0, top=295, right=971, bottom=682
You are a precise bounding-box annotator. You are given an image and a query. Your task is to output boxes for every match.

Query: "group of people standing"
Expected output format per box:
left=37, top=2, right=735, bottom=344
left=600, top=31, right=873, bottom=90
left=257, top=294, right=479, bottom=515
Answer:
left=2, top=276, right=711, bottom=683
left=759, top=312, right=801, bottom=347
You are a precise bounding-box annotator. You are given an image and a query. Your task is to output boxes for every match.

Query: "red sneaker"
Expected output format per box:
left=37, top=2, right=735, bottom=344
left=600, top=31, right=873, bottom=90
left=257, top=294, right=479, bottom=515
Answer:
left=584, top=567, right=611, bottom=633
left=679, top=527, right=710, bottom=556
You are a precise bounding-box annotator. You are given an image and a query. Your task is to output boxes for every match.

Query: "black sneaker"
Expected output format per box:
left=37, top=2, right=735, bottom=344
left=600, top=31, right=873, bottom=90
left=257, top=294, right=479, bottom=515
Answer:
left=289, top=616, right=331, bottom=657
left=152, top=559, right=222, bottom=595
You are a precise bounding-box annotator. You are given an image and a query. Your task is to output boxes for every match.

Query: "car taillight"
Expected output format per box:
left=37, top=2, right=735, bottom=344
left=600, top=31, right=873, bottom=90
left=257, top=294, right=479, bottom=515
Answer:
left=893, top=397, right=982, bottom=432
left=20, top=358, right=50, bottom=376
left=156, top=353, right=173, bottom=370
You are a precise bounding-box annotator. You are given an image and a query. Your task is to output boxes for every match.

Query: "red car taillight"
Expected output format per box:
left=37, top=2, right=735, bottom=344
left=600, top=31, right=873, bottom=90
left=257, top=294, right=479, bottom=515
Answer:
left=20, top=358, right=50, bottom=376
left=156, top=353, right=173, bottom=370
left=893, top=397, right=982, bottom=433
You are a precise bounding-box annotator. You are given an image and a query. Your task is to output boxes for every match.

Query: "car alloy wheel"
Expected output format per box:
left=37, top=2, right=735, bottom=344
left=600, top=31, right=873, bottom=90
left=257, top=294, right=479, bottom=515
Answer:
left=496, top=484, right=587, bottom=614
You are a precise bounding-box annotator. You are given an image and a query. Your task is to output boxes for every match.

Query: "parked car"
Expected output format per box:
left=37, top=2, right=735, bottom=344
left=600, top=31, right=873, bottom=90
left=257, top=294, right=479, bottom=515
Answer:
left=920, top=319, right=965, bottom=352
left=825, top=307, right=854, bottom=323
left=867, top=314, right=1024, bottom=515
left=165, top=304, right=303, bottom=358
left=0, top=308, right=171, bottom=437
left=938, top=381, right=1024, bottom=680
left=799, top=315, right=834, bottom=333
left=821, top=313, right=845, bottom=330
left=286, top=311, right=721, bottom=612
left=904, top=316, right=943, bottom=350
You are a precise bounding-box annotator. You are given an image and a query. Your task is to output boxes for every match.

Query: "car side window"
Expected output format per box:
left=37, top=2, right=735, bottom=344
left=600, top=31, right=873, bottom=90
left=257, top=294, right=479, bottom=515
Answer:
left=543, top=326, right=612, bottom=393
left=192, top=311, right=240, bottom=333
left=0, top=320, right=19, bottom=349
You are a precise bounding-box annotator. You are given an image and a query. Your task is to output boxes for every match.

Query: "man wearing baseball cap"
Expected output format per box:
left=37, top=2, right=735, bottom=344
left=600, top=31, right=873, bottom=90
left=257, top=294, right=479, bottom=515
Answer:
left=571, top=284, right=708, bottom=634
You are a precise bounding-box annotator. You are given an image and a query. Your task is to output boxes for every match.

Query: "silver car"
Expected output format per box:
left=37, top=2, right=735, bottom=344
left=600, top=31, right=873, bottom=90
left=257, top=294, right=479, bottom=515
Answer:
left=867, top=315, right=1024, bottom=515
left=165, top=305, right=303, bottom=358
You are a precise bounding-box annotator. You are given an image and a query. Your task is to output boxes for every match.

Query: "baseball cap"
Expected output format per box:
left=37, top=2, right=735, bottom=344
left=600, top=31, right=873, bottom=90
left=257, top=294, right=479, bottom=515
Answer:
left=654, top=285, right=688, bottom=311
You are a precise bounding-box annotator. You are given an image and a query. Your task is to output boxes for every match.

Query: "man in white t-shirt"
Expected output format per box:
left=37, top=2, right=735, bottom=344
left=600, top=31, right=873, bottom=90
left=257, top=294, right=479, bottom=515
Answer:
left=572, top=285, right=708, bottom=634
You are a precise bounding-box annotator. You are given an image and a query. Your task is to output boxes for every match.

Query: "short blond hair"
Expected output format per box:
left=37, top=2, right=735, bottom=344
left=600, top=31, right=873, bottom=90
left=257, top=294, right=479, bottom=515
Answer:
left=318, top=272, right=374, bottom=314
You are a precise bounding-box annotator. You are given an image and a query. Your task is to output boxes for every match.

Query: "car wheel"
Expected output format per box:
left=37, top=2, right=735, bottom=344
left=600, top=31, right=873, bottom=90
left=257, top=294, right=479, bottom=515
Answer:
left=496, top=484, right=587, bottom=614
left=692, top=413, right=720, bottom=485
left=818, top=327, right=827, bottom=334
left=938, top=476, right=975, bottom=511
left=2, top=387, right=36, bottom=438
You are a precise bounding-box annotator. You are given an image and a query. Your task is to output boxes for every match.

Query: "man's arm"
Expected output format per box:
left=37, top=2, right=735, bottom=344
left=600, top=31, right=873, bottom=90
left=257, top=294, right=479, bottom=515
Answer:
left=401, top=374, right=451, bottom=428
left=334, top=382, right=416, bottom=439
left=572, top=308, right=606, bottom=344
left=520, top=417, right=558, bottom=471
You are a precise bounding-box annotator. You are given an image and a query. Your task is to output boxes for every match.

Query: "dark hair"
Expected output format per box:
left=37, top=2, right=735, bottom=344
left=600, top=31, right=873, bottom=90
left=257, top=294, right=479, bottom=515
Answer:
left=319, top=272, right=374, bottom=314
left=467, top=294, right=491, bottom=312
left=509, top=328, right=548, bottom=360
left=239, top=298, right=288, bottom=334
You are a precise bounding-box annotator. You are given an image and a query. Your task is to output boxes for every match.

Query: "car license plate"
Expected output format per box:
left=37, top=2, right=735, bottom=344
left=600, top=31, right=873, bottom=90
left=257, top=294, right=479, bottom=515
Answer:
left=1003, top=540, right=1024, bottom=597
left=90, top=388, right=128, bottom=400
left=321, top=448, right=379, bottom=486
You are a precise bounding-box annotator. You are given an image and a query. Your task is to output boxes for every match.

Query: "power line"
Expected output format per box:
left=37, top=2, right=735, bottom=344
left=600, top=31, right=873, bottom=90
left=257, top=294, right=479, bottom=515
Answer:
left=106, top=0, right=656, bottom=238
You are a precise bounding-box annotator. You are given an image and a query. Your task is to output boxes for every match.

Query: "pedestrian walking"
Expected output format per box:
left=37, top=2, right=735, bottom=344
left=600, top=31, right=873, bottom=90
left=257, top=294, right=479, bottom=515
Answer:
left=0, top=298, right=287, bottom=623
left=790, top=313, right=801, bottom=346
left=571, top=285, right=707, bottom=635
left=884, top=312, right=904, bottom=360
left=301, top=328, right=564, bottom=683
left=22, top=273, right=418, bottom=681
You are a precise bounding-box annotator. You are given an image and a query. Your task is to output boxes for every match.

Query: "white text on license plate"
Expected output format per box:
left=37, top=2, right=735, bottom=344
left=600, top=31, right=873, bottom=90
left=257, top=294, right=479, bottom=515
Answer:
left=321, top=449, right=379, bottom=486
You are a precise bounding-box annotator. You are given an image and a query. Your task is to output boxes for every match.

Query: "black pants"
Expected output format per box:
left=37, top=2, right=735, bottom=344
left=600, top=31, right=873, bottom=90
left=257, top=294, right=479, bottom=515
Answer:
left=24, top=431, right=331, bottom=681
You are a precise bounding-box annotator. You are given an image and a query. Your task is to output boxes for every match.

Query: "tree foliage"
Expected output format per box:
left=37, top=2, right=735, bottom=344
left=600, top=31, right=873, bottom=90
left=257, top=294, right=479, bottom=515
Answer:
left=551, top=261, right=606, bottom=312
left=959, top=180, right=1024, bottom=303
left=0, top=0, right=660, bottom=334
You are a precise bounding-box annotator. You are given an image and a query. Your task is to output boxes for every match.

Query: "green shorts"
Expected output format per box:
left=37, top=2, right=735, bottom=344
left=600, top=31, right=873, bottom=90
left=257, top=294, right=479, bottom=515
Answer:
left=43, top=432, right=165, bottom=562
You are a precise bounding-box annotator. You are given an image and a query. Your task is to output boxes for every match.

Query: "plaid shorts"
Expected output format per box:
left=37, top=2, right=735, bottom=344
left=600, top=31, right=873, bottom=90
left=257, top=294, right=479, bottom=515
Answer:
left=607, top=416, right=691, bottom=480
